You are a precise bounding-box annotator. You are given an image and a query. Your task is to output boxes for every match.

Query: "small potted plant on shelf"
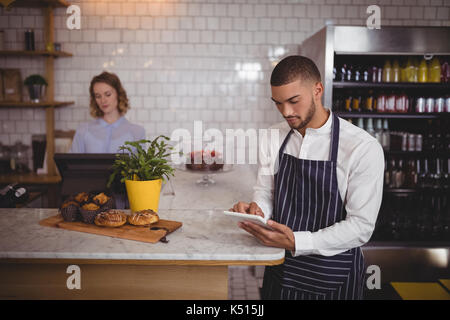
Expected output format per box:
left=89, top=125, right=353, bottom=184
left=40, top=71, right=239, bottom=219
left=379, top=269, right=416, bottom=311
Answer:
left=24, top=74, right=48, bottom=103
left=107, top=135, right=175, bottom=213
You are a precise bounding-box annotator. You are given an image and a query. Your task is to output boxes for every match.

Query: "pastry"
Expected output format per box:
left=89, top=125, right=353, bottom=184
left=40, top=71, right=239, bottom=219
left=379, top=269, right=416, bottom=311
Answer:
left=94, top=209, right=127, bottom=227
left=93, top=192, right=109, bottom=205
left=79, top=202, right=100, bottom=224
left=128, top=209, right=159, bottom=226
left=74, top=192, right=89, bottom=204
left=82, top=203, right=99, bottom=211
left=60, top=200, right=80, bottom=222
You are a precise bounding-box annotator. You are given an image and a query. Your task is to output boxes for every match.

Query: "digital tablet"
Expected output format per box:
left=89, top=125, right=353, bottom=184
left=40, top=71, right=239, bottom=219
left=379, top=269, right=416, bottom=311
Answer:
left=223, top=210, right=273, bottom=230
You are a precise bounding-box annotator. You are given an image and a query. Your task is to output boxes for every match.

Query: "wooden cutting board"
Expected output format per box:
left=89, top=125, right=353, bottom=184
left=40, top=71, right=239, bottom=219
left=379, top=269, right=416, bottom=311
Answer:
left=39, top=214, right=182, bottom=244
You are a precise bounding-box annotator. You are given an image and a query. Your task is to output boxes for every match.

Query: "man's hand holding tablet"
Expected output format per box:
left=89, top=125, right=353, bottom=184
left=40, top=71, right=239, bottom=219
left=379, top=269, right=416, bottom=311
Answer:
left=228, top=201, right=295, bottom=251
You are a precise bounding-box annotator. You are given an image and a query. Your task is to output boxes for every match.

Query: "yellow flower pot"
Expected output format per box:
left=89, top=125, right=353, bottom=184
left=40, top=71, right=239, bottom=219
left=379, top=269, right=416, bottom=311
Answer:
left=125, top=178, right=162, bottom=213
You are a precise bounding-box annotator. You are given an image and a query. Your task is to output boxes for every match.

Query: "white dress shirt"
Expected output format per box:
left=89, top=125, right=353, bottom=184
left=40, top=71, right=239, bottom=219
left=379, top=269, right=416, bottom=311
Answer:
left=253, top=109, right=385, bottom=257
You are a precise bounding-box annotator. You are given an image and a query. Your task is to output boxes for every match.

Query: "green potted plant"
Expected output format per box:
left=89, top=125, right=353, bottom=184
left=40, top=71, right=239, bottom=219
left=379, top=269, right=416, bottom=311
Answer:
left=107, top=135, right=175, bottom=213
left=24, top=74, right=48, bottom=103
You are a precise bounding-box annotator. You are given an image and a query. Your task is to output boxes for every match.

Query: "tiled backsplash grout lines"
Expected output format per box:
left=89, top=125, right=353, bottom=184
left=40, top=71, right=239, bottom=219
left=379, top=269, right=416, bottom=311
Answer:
left=0, top=0, right=449, bottom=145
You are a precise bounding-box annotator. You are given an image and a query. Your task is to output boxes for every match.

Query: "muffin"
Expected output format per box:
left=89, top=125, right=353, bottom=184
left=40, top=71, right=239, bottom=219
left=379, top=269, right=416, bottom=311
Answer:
left=92, top=192, right=114, bottom=211
left=60, top=200, right=80, bottom=222
left=79, top=202, right=100, bottom=224
left=74, top=192, right=89, bottom=204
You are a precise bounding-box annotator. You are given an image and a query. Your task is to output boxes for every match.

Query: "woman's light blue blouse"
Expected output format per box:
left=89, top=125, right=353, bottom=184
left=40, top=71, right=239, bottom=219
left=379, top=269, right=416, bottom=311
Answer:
left=69, top=117, right=145, bottom=153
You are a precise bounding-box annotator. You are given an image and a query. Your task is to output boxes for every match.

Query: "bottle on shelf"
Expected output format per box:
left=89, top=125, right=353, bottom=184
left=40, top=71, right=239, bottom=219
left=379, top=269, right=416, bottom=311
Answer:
left=339, top=64, right=347, bottom=81
left=392, top=59, right=401, bottom=83
left=400, top=59, right=407, bottom=82
left=423, top=120, right=436, bottom=152
left=415, top=158, right=422, bottom=187
left=346, top=64, right=353, bottom=81
left=395, top=159, right=405, bottom=188
left=364, top=90, right=375, bottom=112
left=374, top=118, right=383, bottom=146
left=381, top=119, right=390, bottom=151
left=389, top=158, right=398, bottom=189
left=404, top=159, right=417, bottom=188
left=377, top=92, right=386, bottom=113
left=433, top=158, right=443, bottom=189
left=395, top=92, right=408, bottom=113
left=441, top=60, right=450, bottom=83
left=351, top=91, right=362, bottom=112
left=404, top=57, right=417, bottom=82
left=386, top=91, right=396, bottom=112
left=365, top=118, right=375, bottom=138
left=418, top=57, right=428, bottom=83
left=428, top=56, right=441, bottom=83
left=382, top=59, right=392, bottom=82
left=344, top=93, right=352, bottom=112
left=384, top=159, right=391, bottom=188
left=356, top=118, right=364, bottom=130
left=354, top=65, right=361, bottom=82
left=444, top=159, right=450, bottom=190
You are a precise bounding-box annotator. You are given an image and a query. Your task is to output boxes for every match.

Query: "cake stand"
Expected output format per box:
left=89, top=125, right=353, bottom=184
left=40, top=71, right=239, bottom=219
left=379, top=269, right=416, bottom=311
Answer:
left=175, top=163, right=233, bottom=187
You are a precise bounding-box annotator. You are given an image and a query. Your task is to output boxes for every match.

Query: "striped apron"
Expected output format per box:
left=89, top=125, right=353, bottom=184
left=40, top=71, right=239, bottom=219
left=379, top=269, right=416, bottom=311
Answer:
left=261, top=113, right=365, bottom=300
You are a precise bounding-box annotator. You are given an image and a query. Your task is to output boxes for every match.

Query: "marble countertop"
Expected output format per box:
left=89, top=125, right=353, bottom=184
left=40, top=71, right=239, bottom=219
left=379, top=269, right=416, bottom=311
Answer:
left=159, top=164, right=258, bottom=210
left=0, top=164, right=285, bottom=264
left=0, top=208, right=284, bottom=263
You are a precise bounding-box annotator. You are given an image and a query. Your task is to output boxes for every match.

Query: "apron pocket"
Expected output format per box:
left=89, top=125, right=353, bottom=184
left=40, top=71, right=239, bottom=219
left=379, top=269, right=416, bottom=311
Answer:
left=281, top=253, right=355, bottom=297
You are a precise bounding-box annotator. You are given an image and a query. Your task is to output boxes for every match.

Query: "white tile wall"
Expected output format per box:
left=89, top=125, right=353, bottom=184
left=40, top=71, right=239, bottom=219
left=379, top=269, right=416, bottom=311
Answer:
left=0, top=0, right=449, bottom=146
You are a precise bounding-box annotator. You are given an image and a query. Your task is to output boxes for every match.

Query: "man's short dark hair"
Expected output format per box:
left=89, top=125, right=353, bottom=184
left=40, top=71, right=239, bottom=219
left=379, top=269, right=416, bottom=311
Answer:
left=270, top=55, right=321, bottom=86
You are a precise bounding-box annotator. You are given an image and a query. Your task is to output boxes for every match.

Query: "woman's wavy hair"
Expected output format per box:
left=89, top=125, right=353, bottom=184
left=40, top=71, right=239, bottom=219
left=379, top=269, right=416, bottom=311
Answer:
left=89, top=71, right=130, bottom=118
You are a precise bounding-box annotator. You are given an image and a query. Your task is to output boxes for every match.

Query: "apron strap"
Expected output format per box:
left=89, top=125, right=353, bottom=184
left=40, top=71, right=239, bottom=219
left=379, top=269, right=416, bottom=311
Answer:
left=277, top=129, right=294, bottom=165
left=329, top=113, right=340, bottom=163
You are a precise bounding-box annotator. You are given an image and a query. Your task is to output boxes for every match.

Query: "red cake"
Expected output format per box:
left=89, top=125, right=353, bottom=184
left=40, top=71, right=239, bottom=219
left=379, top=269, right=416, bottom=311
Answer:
left=186, top=150, right=224, bottom=171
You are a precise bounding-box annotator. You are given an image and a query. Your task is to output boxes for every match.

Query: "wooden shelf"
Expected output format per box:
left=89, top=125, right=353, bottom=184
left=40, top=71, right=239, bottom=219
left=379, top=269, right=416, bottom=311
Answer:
left=0, top=101, right=74, bottom=108
left=0, top=173, right=61, bottom=185
left=333, top=81, right=450, bottom=90
left=0, top=50, right=72, bottom=58
left=8, top=0, right=70, bottom=8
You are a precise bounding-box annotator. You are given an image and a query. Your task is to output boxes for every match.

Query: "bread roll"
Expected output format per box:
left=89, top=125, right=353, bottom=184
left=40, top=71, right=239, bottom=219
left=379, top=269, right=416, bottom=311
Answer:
left=128, top=209, right=159, bottom=226
left=94, top=209, right=127, bottom=227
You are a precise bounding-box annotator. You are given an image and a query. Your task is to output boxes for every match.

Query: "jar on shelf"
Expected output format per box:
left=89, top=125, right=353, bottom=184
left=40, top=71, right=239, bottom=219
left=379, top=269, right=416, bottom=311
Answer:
left=10, top=142, right=31, bottom=174
left=0, top=143, right=12, bottom=175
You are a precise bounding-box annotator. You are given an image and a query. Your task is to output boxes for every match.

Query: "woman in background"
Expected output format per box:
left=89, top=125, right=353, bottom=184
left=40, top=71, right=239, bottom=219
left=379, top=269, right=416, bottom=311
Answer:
left=69, top=71, right=145, bottom=153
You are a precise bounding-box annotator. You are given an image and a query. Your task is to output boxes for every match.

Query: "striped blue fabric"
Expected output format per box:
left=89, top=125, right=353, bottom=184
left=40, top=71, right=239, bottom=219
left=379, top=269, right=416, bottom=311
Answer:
left=262, top=114, right=365, bottom=300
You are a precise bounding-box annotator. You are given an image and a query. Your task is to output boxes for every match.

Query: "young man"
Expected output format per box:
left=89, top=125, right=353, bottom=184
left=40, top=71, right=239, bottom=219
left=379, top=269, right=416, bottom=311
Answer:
left=230, top=55, right=384, bottom=300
